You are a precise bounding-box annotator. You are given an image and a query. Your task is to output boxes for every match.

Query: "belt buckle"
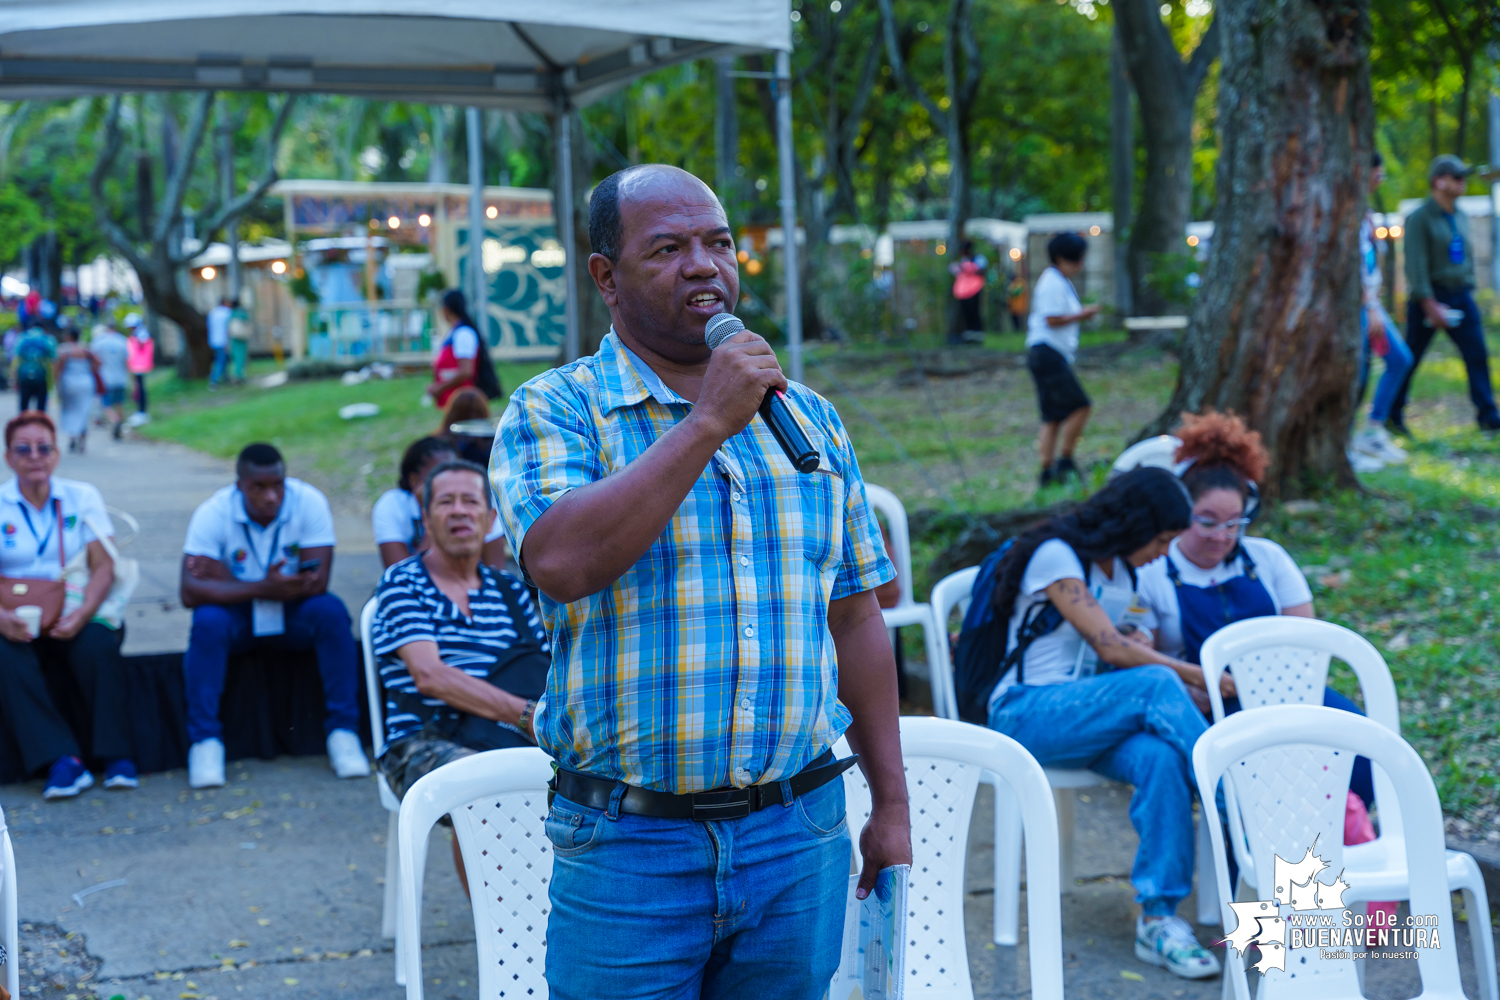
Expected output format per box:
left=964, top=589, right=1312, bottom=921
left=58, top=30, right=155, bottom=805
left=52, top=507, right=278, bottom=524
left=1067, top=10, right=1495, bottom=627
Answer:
left=690, top=789, right=752, bottom=821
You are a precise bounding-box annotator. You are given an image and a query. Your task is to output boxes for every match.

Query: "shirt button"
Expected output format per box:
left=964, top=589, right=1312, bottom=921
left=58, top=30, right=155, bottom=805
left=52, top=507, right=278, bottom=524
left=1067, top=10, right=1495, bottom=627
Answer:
left=731, top=490, right=742, bottom=502
left=740, top=697, right=752, bottom=711
left=743, top=625, right=754, bottom=638
left=739, top=556, right=749, bottom=567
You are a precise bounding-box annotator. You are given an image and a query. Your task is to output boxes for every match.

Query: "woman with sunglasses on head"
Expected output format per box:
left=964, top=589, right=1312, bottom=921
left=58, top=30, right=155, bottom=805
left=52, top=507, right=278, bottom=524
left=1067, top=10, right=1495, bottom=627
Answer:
left=0, top=411, right=134, bottom=800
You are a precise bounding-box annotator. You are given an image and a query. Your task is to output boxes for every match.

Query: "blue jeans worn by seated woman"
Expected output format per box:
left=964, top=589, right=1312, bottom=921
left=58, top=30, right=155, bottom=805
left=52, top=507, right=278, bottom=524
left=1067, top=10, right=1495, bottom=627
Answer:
left=989, top=666, right=1208, bottom=917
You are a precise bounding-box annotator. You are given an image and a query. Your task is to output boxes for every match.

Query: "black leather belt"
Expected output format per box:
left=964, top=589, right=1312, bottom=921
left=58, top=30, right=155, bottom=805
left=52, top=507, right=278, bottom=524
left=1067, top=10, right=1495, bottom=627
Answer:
left=549, top=749, right=858, bottom=822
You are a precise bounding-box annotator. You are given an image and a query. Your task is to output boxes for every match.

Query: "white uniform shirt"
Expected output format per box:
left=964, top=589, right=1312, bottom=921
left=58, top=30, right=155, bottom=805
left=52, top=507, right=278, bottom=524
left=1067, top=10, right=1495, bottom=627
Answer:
left=371, top=488, right=505, bottom=548
left=989, top=539, right=1157, bottom=713
left=183, top=478, right=337, bottom=582
left=1134, top=535, right=1313, bottom=658
left=1025, top=266, right=1083, bottom=363
left=0, top=477, right=114, bottom=579
left=206, top=305, right=232, bottom=349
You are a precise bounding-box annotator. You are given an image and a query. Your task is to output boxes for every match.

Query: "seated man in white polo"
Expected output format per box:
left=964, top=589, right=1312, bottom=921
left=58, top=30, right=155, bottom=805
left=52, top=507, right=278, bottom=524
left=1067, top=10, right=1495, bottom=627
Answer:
left=179, top=442, right=368, bottom=788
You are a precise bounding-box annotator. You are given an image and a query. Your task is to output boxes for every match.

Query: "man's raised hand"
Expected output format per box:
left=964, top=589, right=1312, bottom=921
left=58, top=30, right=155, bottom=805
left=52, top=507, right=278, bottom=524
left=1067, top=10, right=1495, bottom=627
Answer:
left=689, top=330, right=788, bottom=442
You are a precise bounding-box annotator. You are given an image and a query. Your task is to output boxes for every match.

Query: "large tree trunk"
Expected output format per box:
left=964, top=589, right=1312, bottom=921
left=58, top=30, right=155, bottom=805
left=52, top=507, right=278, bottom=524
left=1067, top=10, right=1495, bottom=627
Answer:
left=1146, top=0, right=1373, bottom=499
left=1114, top=0, right=1218, bottom=317
left=1110, top=28, right=1135, bottom=319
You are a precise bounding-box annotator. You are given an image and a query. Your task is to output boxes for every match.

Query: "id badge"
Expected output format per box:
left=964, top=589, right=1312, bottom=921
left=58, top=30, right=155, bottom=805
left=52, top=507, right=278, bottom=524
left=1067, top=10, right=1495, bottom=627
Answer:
left=252, top=598, right=286, bottom=637
left=1449, top=236, right=1465, bottom=264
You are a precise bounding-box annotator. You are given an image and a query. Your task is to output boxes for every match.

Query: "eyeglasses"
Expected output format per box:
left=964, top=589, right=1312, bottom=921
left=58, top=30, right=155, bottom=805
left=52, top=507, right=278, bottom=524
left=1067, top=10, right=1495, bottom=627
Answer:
left=1192, top=514, right=1250, bottom=537
left=10, top=443, right=55, bottom=458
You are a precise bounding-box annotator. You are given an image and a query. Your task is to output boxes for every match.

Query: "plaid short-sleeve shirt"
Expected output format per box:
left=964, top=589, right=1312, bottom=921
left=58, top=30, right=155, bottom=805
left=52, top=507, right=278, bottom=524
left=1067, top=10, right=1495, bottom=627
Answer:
left=493, top=331, right=894, bottom=794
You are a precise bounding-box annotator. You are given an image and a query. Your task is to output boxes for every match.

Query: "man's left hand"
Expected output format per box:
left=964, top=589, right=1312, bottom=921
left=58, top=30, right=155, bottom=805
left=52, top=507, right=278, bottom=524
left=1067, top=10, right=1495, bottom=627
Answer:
left=856, top=801, right=913, bottom=899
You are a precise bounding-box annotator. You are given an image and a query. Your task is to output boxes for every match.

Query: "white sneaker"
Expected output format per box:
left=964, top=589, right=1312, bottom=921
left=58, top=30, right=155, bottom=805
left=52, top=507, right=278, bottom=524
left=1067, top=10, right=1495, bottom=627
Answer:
left=1347, top=446, right=1386, bottom=474
left=1135, top=914, right=1222, bottom=979
left=1353, top=425, right=1408, bottom=464
left=188, top=738, right=226, bottom=789
left=125, top=411, right=151, bottom=428
left=327, top=729, right=371, bottom=779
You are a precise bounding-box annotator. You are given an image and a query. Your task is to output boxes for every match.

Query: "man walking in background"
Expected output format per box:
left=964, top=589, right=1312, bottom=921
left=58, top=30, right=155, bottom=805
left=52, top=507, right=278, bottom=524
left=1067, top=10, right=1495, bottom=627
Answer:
left=206, top=297, right=232, bottom=389
left=1387, top=155, right=1500, bottom=437
left=495, top=164, right=911, bottom=999
left=92, top=318, right=131, bottom=440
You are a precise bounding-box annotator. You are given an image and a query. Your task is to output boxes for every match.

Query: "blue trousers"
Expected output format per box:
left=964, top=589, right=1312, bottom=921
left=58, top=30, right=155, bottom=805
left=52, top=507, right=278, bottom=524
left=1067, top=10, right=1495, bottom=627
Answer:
left=1391, top=287, right=1499, bottom=426
left=989, top=667, right=1208, bottom=916
left=1358, top=302, right=1415, bottom=424
left=183, top=593, right=360, bottom=744
left=209, top=346, right=227, bottom=385
left=544, top=777, right=851, bottom=999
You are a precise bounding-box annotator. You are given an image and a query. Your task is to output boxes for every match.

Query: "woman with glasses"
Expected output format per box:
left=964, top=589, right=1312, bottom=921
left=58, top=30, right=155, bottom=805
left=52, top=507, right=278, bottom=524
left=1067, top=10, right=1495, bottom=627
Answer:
left=0, top=411, right=134, bottom=799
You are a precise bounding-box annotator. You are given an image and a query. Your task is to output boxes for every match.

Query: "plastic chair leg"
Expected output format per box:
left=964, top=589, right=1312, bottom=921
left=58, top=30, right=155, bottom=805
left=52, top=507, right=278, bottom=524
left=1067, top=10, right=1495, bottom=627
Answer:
left=1195, top=808, right=1221, bottom=926
left=1454, top=869, right=1498, bottom=1000
left=382, top=811, right=399, bottom=940
left=990, top=775, right=1024, bottom=946
left=1054, top=789, right=1076, bottom=895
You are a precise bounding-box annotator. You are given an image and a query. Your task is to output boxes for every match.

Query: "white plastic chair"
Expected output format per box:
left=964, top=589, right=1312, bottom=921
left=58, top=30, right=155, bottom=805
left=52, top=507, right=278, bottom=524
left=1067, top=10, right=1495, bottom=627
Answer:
left=838, top=716, right=1064, bottom=1000
left=359, top=597, right=408, bottom=982
left=1201, top=616, right=1496, bottom=1000
left=1194, top=705, right=1470, bottom=1000
left=397, top=747, right=554, bottom=1000
left=864, top=484, right=951, bottom=718
left=1, top=804, right=17, bottom=999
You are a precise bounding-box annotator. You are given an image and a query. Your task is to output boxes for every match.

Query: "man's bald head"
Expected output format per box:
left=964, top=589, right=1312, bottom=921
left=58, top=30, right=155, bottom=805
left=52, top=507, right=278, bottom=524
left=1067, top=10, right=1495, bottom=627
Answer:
left=589, top=165, right=722, bottom=263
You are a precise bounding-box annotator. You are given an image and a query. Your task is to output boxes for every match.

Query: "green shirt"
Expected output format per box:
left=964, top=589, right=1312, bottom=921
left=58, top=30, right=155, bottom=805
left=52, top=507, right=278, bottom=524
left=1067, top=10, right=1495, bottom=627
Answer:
left=1403, top=197, right=1474, bottom=300
left=13, top=330, right=56, bottom=385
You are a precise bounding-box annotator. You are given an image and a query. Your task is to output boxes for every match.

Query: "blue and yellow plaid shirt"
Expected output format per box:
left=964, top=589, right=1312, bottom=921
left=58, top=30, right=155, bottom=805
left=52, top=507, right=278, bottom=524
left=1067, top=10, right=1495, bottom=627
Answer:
left=493, top=331, right=894, bottom=794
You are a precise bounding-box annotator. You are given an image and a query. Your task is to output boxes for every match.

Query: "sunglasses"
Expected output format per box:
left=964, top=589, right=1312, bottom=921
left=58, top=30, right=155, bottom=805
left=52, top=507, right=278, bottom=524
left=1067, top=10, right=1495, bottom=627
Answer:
left=1192, top=514, right=1250, bottom=536
left=10, top=443, right=56, bottom=458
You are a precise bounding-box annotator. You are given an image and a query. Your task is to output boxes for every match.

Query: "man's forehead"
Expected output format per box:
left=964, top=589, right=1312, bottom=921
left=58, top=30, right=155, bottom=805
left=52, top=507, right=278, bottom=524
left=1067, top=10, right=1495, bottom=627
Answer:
left=618, top=169, right=726, bottom=240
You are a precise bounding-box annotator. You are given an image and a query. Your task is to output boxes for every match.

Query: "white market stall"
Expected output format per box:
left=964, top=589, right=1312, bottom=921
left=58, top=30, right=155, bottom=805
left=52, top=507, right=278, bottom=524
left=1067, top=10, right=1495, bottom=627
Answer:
left=0, top=0, right=806, bottom=377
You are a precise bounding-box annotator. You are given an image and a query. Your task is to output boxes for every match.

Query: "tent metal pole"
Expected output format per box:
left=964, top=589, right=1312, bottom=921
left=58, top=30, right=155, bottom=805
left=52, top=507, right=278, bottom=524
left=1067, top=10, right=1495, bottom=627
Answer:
left=556, top=102, right=580, bottom=362
left=775, top=49, right=802, bottom=384
left=466, top=106, right=486, bottom=340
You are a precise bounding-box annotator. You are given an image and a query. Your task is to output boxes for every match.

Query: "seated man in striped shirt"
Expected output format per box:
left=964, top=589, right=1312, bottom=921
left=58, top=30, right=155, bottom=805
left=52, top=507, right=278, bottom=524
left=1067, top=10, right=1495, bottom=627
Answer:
left=371, top=460, right=549, bottom=805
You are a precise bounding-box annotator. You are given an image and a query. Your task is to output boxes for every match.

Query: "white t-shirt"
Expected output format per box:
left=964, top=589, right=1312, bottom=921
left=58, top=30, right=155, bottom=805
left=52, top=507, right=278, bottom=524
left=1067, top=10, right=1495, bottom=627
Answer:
left=206, top=305, right=232, bottom=349
left=1135, top=536, right=1313, bottom=659
left=1025, top=266, right=1083, bottom=363
left=988, top=538, right=1158, bottom=713
left=183, top=478, right=337, bottom=582
left=93, top=330, right=131, bottom=389
left=0, top=477, right=114, bottom=579
left=447, top=326, right=479, bottom=360
left=371, top=487, right=505, bottom=548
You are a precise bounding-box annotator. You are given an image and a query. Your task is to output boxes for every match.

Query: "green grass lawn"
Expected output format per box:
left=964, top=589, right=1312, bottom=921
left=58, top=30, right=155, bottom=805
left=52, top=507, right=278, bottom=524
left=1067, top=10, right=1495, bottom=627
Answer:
left=140, top=331, right=1500, bottom=829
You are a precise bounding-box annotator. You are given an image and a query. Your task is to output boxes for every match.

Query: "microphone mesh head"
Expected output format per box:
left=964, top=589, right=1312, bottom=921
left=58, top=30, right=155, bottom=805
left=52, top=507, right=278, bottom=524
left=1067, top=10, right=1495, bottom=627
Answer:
left=704, top=312, right=746, bottom=349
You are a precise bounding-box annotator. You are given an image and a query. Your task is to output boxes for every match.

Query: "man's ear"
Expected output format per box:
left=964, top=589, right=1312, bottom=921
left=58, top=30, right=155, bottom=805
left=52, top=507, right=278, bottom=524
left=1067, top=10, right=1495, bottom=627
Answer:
left=588, top=252, right=618, bottom=307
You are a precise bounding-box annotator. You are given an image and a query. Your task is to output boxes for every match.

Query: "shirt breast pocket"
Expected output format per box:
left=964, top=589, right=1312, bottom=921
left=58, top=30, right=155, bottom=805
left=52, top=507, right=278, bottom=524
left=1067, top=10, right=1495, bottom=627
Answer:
left=799, top=467, right=845, bottom=570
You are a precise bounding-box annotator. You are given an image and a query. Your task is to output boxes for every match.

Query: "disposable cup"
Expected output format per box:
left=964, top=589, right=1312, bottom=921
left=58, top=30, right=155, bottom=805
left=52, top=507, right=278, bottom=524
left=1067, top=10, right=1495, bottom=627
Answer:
left=15, top=605, right=42, bottom=638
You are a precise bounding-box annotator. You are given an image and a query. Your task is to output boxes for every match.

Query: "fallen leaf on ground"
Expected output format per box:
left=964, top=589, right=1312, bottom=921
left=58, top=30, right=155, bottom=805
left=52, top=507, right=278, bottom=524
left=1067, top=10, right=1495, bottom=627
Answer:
left=1121, top=969, right=1146, bottom=981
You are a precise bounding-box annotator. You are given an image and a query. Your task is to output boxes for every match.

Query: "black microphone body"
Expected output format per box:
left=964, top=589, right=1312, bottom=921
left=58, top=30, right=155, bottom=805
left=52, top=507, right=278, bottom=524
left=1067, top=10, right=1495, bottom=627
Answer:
left=704, top=313, right=820, bottom=474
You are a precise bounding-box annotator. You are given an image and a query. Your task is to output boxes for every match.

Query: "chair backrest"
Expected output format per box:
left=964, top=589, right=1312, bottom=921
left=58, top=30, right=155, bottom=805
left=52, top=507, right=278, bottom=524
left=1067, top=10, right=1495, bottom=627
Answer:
left=1200, top=616, right=1403, bottom=842
left=1, top=804, right=17, bottom=998
left=1193, top=706, right=1463, bottom=1000
left=397, top=747, right=555, bottom=1000
left=864, top=484, right=915, bottom=608
left=840, top=717, right=1064, bottom=1000
left=927, top=567, right=980, bottom=722
left=359, top=597, right=385, bottom=758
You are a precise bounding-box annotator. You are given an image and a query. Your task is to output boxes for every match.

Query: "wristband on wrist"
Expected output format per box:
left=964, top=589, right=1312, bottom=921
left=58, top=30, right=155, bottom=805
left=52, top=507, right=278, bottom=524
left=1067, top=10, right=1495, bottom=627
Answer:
left=518, top=699, right=537, bottom=742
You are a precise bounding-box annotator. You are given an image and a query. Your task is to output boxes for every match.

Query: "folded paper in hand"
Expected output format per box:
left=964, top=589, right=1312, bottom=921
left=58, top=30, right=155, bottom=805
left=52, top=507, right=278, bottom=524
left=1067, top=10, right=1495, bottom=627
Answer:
left=826, top=864, right=909, bottom=1000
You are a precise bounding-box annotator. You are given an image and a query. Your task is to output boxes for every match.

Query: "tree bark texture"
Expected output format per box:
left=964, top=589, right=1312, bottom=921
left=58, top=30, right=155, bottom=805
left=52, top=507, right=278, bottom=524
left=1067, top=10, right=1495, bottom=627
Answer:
left=1114, top=0, right=1218, bottom=317
left=1149, top=0, right=1373, bottom=498
left=1110, top=28, right=1135, bottom=318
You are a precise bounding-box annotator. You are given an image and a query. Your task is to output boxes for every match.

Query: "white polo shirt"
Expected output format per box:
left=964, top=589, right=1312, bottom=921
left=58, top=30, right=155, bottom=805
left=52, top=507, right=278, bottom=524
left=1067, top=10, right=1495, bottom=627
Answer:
left=183, top=478, right=337, bottom=582
left=0, top=477, right=114, bottom=579
left=371, top=487, right=505, bottom=548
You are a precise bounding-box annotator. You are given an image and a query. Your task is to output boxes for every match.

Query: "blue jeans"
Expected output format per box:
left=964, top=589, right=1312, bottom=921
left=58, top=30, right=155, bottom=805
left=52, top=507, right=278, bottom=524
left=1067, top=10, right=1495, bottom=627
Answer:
left=209, top=346, right=227, bottom=385
left=183, top=593, right=361, bottom=743
left=544, top=777, right=851, bottom=999
left=1359, top=302, right=1414, bottom=423
left=1392, top=287, right=1499, bottom=426
left=988, top=667, right=1208, bottom=916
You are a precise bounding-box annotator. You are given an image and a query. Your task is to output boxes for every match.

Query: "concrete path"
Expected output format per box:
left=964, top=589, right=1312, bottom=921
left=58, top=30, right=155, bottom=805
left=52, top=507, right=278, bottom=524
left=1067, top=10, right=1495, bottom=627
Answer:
left=0, top=394, right=1495, bottom=999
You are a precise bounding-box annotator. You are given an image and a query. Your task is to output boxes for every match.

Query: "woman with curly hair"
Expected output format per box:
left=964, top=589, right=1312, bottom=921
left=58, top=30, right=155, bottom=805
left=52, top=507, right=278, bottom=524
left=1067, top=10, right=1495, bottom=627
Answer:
left=984, top=466, right=1227, bottom=980
left=1135, top=411, right=1373, bottom=805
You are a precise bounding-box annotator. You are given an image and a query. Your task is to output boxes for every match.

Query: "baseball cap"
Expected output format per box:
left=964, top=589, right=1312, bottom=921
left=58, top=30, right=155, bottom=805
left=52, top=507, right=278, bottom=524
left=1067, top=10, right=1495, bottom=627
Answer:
left=1429, top=154, right=1474, bottom=181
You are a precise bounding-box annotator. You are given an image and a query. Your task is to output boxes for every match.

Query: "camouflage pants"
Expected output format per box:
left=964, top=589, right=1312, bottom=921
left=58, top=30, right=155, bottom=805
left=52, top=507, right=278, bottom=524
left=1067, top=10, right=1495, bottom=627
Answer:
left=378, top=736, right=479, bottom=800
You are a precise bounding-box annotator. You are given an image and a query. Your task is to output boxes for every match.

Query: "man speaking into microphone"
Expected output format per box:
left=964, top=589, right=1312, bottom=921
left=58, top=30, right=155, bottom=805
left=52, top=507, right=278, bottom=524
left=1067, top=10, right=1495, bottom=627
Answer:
left=493, top=163, right=912, bottom=998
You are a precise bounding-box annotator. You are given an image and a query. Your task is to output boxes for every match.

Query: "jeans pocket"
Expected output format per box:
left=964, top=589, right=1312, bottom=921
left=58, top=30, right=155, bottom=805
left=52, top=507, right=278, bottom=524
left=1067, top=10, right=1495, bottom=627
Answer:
left=544, top=795, right=606, bottom=857
left=795, top=778, right=848, bottom=839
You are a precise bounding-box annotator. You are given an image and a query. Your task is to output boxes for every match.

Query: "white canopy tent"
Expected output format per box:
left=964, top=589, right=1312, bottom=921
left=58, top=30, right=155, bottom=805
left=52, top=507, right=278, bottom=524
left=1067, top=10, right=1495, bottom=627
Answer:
left=0, top=0, right=805, bottom=376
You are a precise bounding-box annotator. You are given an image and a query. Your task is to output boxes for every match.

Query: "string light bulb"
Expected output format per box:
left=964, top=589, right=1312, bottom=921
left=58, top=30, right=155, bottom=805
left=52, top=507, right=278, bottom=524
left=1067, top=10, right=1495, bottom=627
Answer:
left=271, top=260, right=287, bottom=275
left=418, top=214, right=432, bottom=227
left=201, top=267, right=216, bottom=280
left=486, top=205, right=499, bottom=219
left=387, top=216, right=401, bottom=229
left=1186, top=235, right=1200, bottom=247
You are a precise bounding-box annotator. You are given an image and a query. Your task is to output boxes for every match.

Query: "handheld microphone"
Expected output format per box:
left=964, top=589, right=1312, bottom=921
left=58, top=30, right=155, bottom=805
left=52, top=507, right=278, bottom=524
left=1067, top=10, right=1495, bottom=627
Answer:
left=704, top=313, right=820, bottom=474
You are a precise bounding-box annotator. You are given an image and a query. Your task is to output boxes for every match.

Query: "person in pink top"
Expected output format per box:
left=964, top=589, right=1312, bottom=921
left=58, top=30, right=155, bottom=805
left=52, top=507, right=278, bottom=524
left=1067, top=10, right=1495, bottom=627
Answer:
left=124, top=313, right=154, bottom=428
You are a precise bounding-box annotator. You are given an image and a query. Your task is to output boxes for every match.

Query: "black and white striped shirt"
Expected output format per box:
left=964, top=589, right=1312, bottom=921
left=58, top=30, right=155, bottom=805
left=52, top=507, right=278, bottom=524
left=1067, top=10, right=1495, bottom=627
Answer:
left=371, top=555, right=551, bottom=748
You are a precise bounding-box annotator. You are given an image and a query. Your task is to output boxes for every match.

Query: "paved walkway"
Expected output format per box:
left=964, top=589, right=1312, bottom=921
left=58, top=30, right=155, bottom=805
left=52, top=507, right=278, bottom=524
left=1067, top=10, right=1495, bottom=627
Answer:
left=0, top=394, right=1494, bottom=999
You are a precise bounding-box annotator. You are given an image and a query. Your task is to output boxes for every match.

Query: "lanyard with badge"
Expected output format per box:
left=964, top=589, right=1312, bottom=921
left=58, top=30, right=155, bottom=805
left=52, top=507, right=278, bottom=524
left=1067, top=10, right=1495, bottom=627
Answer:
left=18, top=498, right=62, bottom=561
left=242, top=516, right=288, bottom=637
left=1071, top=576, right=1151, bottom=680
left=1445, top=213, right=1465, bottom=265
